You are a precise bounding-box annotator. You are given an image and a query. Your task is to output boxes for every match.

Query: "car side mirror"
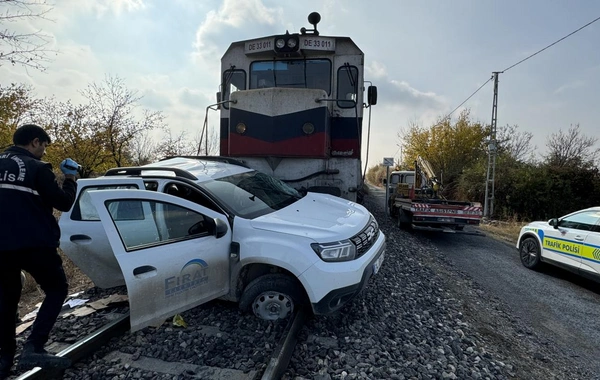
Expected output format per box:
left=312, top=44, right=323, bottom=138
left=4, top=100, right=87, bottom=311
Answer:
left=549, top=218, right=559, bottom=229
left=214, top=218, right=228, bottom=238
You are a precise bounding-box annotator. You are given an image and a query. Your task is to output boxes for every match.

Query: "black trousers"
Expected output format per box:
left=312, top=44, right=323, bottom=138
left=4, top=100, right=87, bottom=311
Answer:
left=0, top=247, right=68, bottom=360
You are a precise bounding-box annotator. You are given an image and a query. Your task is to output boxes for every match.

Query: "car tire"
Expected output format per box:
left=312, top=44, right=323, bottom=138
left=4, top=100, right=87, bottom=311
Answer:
left=239, top=274, right=306, bottom=321
left=519, top=236, right=542, bottom=269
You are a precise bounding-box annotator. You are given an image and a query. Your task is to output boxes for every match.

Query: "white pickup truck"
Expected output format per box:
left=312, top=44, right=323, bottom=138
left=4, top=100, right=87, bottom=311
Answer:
left=59, top=156, right=386, bottom=331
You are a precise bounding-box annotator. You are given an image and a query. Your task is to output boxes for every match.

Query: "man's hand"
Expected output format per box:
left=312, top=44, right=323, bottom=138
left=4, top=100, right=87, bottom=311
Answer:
left=60, top=158, right=80, bottom=176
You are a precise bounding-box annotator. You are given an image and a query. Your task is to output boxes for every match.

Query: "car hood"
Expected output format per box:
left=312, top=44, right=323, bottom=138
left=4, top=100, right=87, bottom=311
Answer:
left=524, top=221, right=549, bottom=229
left=250, top=192, right=370, bottom=241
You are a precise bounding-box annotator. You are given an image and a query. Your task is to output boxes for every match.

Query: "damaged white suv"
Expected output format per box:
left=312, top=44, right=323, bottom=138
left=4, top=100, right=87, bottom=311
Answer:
left=59, top=157, right=386, bottom=331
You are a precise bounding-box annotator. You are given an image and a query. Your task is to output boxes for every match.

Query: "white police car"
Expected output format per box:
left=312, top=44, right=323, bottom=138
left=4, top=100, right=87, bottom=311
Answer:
left=517, top=206, right=600, bottom=281
left=59, top=157, right=385, bottom=331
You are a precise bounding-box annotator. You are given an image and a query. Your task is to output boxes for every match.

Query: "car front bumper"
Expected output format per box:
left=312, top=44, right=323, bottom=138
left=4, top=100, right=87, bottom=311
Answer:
left=300, top=232, right=386, bottom=315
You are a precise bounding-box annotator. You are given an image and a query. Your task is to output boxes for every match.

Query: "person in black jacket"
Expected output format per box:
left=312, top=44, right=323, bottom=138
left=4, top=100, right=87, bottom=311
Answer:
left=0, top=124, right=79, bottom=379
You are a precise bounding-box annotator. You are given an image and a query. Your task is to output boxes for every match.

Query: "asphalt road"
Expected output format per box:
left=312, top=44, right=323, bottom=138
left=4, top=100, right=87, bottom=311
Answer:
left=368, top=184, right=600, bottom=373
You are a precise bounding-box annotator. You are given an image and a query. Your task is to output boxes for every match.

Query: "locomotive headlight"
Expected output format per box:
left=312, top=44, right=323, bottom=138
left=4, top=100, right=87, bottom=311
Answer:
left=274, top=34, right=300, bottom=54
left=236, top=123, right=247, bottom=134
left=302, top=122, right=315, bottom=135
left=287, top=38, right=298, bottom=48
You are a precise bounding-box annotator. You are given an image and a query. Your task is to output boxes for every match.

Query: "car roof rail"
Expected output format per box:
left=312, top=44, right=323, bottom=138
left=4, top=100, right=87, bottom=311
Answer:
left=160, top=155, right=251, bottom=168
left=104, top=167, right=198, bottom=180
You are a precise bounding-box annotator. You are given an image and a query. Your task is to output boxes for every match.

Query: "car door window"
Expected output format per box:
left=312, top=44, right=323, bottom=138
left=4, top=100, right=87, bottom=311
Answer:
left=164, top=182, right=223, bottom=214
left=559, top=211, right=600, bottom=231
left=74, top=185, right=139, bottom=221
left=105, top=199, right=210, bottom=251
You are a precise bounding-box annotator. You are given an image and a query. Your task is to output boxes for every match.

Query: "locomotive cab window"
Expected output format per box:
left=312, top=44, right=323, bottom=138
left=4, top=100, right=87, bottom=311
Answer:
left=337, top=65, right=359, bottom=108
left=249, top=59, right=331, bottom=94
left=222, top=69, right=246, bottom=109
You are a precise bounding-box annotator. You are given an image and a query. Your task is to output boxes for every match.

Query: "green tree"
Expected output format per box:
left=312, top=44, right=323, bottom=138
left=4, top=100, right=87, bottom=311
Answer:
left=0, top=83, right=38, bottom=149
left=365, top=163, right=388, bottom=186
left=37, top=98, right=116, bottom=177
left=398, top=110, right=488, bottom=198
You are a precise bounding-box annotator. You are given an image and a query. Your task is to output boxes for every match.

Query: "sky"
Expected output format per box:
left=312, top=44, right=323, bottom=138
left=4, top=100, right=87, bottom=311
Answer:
left=2, top=0, right=600, bottom=168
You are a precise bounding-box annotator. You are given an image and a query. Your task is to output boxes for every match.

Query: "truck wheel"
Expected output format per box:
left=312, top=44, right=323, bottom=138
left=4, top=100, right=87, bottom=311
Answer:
left=239, top=274, right=306, bottom=321
left=519, top=237, right=541, bottom=269
left=398, top=210, right=411, bottom=229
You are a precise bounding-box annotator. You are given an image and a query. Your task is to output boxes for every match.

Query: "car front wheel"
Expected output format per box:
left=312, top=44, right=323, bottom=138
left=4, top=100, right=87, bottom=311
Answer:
left=239, top=274, right=306, bottom=321
left=520, top=236, right=542, bottom=269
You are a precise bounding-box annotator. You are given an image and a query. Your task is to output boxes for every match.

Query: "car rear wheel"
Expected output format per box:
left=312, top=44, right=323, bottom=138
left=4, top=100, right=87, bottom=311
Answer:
left=239, top=274, right=306, bottom=321
left=520, top=236, right=541, bottom=269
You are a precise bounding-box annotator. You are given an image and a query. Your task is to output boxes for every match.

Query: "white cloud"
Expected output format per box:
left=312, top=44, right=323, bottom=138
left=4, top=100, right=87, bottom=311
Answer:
left=177, top=88, right=214, bottom=108
left=383, top=80, right=446, bottom=111
left=0, top=42, right=103, bottom=103
left=76, top=0, right=147, bottom=17
left=553, top=80, right=585, bottom=94
left=364, top=61, right=446, bottom=111
left=140, top=89, right=173, bottom=110
left=365, top=61, right=388, bottom=80
left=192, top=0, right=282, bottom=66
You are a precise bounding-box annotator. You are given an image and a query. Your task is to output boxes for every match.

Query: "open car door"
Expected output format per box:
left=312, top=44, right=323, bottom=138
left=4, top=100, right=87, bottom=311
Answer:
left=59, top=177, right=146, bottom=288
left=88, top=189, right=232, bottom=331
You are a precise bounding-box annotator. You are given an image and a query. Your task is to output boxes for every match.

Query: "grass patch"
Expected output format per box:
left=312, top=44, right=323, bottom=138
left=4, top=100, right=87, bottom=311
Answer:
left=480, top=220, right=523, bottom=246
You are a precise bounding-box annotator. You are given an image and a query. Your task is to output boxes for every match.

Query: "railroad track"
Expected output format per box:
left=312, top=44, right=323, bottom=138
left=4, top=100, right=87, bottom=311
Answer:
left=14, top=307, right=308, bottom=380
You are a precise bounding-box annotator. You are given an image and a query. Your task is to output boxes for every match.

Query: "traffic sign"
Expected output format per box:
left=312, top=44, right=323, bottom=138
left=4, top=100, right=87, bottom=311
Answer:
left=383, top=157, right=394, bottom=167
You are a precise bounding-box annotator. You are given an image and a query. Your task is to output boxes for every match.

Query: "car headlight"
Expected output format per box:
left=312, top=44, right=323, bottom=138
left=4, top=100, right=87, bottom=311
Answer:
left=311, top=240, right=356, bottom=262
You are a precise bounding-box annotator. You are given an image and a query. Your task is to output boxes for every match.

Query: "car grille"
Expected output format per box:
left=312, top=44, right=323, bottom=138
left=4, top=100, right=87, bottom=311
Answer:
left=351, top=217, right=380, bottom=259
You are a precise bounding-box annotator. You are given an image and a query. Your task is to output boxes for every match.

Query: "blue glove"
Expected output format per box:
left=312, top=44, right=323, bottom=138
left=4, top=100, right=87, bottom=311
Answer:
left=60, top=158, right=80, bottom=176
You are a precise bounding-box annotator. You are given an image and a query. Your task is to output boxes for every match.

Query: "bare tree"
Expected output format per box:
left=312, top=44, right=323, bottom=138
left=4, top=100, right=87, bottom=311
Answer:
left=128, top=130, right=159, bottom=166
left=156, top=129, right=197, bottom=158
left=194, top=126, right=220, bottom=156
left=497, top=124, right=536, bottom=163
left=0, top=0, right=55, bottom=71
left=544, top=124, right=600, bottom=168
left=82, top=75, right=166, bottom=167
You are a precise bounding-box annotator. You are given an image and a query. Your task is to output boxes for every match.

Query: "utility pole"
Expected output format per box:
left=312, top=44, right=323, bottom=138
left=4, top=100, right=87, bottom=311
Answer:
left=484, top=72, right=500, bottom=218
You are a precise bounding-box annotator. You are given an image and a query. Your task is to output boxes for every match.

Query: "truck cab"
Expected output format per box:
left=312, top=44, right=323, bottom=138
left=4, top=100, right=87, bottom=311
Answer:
left=387, top=170, right=415, bottom=196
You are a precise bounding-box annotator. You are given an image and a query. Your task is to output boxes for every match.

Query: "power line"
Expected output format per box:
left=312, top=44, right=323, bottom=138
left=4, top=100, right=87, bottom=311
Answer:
left=502, top=15, right=600, bottom=73
left=443, top=76, right=493, bottom=119
left=443, top=15, right=600, bottom=121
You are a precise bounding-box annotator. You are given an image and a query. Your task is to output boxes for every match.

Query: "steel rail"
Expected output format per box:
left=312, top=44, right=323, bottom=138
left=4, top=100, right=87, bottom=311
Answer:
left=15, top=312, right=130, bottom=380
left=14, top=306, right=307, bottom=380
left=261, top=307, right=309, bottom=380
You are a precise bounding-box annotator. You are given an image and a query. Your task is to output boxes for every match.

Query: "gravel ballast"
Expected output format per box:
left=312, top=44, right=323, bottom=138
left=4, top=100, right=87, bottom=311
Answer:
left=283, top=195, right=596, bottom=380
